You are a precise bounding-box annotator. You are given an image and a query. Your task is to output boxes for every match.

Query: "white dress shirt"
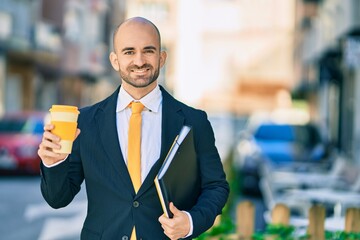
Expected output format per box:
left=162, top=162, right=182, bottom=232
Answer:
left=116, top=85, right=162, bottom=183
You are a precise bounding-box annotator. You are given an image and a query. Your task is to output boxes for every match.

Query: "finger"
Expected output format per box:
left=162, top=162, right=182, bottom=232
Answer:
left=38, top=138, right=62, bottom=155
left=159, top=215, right=174, bottom=231
left=43, top=131, right=61, bottom=143
left=38, top=147, right=61, bottom=159
left=162, top=226, right=177, bottom=240
left=38, top=148, right=58, bottom=163
left=158, top=214, right=171, bottom=228
left=74, top=129, right=81, bottom=139
left=40, top=138, right=61, bottom=151
left=164, top=228, right=180, bottom=240
left=169, top=202, right=180, bottom=216
left=38, top=143, right=69, bottom=165
left=158, top=214, right=165, bottom=223
left=43, top=124, right=54, bottom=131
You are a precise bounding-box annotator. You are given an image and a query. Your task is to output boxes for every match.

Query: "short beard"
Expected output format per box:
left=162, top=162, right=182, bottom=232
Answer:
left=120, top=63, right=160, bottom=88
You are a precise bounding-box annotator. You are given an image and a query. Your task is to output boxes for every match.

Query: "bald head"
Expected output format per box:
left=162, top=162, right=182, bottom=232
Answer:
left=108, top=16, right=167, bottom=98
left=112, top=17, right=161, bottom=52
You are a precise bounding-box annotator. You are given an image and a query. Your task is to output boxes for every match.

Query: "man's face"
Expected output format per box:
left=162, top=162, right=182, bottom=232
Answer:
left=110, top=21, right=166, bottom=90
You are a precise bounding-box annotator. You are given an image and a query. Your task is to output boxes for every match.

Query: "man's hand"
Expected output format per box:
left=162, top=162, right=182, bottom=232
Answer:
left=158, top=202, right=190, bottom=240
left=37, top=124, right=81, bottom=166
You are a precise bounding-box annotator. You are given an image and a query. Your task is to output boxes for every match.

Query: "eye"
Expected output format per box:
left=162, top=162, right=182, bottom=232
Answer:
left=124, top=51, right=135, bottom=55
left=144, top=49, right=155, bottom=54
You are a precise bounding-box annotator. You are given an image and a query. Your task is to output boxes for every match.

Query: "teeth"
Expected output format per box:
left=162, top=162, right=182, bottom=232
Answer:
left=133, top=69, right=148, bottom=73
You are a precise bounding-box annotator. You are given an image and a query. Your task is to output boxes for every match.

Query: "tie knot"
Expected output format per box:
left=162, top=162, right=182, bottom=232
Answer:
left=131, top=102, right=144, bottom=114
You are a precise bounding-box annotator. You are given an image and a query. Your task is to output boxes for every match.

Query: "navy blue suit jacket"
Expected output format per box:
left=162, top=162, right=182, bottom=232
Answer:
left=40, top=86, right=229, bottom=239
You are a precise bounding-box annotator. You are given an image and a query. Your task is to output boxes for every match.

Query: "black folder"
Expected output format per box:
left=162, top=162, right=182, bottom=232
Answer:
left=154, top=125, right=200, bottom=218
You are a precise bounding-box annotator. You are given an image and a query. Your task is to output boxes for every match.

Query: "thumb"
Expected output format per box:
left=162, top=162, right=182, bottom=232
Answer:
left=169, top=202, right=181, bottom=216
left=75, top=129, right=81, bottom=139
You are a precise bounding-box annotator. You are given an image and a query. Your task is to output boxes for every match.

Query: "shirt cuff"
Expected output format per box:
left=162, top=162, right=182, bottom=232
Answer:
left=42, top=156, right=68, bottom=168
left=183, top=211, right=193, bottom=238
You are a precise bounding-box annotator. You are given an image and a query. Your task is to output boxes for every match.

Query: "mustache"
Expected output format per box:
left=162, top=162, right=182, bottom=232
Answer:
left=128, top=64, right=153, bottom=71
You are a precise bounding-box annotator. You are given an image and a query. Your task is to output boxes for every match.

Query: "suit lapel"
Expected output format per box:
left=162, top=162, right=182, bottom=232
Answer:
left=137, top=86, right=185, bottom=197
left=95, top=87, right=134, bottom=195
left=94, top=86, right=185, bottom=197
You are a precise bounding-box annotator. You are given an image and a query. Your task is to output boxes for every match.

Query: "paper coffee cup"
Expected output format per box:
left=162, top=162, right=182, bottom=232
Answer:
left=49, top=105, right=80, bottom=154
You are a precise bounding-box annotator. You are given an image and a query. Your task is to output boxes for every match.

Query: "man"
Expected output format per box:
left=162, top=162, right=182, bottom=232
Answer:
left=38, top=17, right=229, bottom=240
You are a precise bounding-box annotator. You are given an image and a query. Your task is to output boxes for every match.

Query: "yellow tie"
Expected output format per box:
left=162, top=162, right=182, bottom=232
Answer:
left=128, top=102, right=144, bottom=240
left=128, top=101, right=144, bottom=192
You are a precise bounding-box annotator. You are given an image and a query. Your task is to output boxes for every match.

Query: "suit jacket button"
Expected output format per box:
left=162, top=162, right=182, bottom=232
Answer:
left=121, top=236, right=128, bottom=240
left=133, top=201, right=140, bottom=208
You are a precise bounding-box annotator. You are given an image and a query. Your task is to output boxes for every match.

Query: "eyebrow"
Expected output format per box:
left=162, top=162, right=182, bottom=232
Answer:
left=121, top=46, right=158, bottom=53
left=144, top=46, right=157, bottom=51
left=121, top=47, right=134, bottom=53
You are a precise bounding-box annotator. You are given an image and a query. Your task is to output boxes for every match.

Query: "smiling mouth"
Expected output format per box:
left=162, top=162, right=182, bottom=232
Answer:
left=131, top=68, right=150, bottom=73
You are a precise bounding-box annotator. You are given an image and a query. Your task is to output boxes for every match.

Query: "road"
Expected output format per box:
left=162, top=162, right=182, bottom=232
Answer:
left=0, top=176, right=87, bottom=240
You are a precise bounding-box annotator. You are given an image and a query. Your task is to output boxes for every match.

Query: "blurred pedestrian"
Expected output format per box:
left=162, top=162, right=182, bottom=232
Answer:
left=38, top=16, right=229, bottom=240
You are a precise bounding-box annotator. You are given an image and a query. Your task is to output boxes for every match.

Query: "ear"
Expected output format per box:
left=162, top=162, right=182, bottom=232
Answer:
left=159, top=51, right=167, bottom=68
left=109, top=52, right=120, bottom=71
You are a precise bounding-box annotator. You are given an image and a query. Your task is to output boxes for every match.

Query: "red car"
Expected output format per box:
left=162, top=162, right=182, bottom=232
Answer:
left=0, top=112, right=48, bottom=175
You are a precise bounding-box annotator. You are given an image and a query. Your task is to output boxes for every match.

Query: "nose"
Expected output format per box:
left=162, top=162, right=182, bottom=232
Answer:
left=133, top=52, right=145, bottom=67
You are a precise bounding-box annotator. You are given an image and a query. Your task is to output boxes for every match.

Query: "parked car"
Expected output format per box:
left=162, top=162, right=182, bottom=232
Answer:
left=0, top=112, right=48, bottom=175
left=233, top=120, right=330, bottom=195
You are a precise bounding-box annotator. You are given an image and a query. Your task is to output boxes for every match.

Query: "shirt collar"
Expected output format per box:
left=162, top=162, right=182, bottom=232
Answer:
left=116, top=85, right=162, bottom=113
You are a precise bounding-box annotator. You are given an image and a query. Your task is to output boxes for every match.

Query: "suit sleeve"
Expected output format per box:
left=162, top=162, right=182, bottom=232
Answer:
left=40, top=120, right=84, bottom=209
left=187, top=111, right=230, bottom=238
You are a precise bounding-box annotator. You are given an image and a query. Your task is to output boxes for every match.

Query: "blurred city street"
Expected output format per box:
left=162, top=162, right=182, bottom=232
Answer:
left=1, top=0, right=360, bottom=239
left=0, top=176, right=86, bottom=240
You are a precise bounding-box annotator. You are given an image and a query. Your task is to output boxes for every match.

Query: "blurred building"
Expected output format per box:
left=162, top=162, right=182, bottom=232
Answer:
left=294, top=0, right=360, bottom=164
left=0, top=0, right=295, bottom=116
left=0, top=0, right=126, bottom=115
left=195, top=0, right=297, bottom=115
left=126, top=0, right=297, bottom=115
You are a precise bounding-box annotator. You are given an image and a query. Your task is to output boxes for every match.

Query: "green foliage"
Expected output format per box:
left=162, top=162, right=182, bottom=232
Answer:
left=251, top=229, right=360, bottom=240
left=265, top=224, right=295, bottom=237
left=324, top=230, right=360, bottom=240
left=251, top=224, right=296, bottom=240
left=196, top=217, right=235, bottom=240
